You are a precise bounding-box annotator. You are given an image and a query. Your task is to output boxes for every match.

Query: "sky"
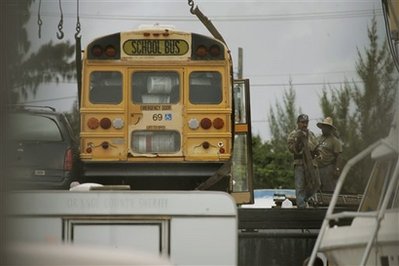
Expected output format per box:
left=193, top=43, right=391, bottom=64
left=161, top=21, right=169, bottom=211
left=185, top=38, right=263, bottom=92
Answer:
left=24, top=0, right=387, bottom=141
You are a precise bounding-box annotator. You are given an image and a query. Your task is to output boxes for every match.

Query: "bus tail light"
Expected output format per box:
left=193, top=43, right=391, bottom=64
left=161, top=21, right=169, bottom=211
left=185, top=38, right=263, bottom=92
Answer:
left=100, top=117, right=112, bottom=129
left=200, top=118, right=212, bottom=129
left=87, top=117, right=99, bottom=129
left=213, top=117, right=224, bottom=129
left=219, top=147, right=225, bottom=154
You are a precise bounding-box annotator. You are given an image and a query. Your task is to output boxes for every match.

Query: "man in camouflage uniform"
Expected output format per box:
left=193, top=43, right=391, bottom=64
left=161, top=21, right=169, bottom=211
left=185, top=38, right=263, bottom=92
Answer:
left=287, top=114, right=320, bottom=208
left=315, top=117, right=343, bottom=193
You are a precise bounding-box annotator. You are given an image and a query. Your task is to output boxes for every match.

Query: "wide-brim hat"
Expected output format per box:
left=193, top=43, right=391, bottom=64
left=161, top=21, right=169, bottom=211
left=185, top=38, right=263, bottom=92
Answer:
left=317, top=117, right=336, bottom=130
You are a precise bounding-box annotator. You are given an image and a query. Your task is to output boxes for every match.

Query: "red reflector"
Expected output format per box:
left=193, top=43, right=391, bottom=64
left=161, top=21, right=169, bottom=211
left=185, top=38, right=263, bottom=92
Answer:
left=87, top=117, right=99, bottom=129
left=64, top=148, right=73, bottom=171
left=219, top=147, right=225, bottom=154
left=209, top=45, right=221, bottom=57
left=86, top=147, right=92, bottom=153
left=101, top=141, right=109, bottom=149
left=100, top=118, right=112, bottom=129
left=202, top=141, right=210, bottom=149
left=92, top=45, right=103, bottom=57
left=195, top=45, right=208, bottom=57
left=213, top=118, right=224, bottom=129
left=105, top=46, right=116, bottom=57
left=200, top=118, right=212, bottom=129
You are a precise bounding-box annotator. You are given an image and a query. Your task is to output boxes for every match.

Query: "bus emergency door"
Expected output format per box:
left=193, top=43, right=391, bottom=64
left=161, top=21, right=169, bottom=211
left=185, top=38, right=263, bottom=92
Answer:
left=231, top=79, right=254, bottom=204
left=128, top=69, right=183, bottom=157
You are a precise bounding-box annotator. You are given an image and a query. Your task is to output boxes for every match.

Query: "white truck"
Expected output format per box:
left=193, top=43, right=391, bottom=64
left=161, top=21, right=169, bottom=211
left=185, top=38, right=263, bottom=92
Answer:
left=6, top=190, right=237, bottom=265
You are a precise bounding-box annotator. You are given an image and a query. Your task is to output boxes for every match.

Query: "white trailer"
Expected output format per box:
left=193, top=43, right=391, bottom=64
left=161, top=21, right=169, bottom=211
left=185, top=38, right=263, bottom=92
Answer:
left=6, top=190, right=237, bottom=265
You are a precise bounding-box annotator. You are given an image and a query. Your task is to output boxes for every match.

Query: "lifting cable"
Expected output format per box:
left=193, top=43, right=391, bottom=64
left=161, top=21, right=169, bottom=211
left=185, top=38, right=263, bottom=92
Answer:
left=57, top=0, right=64, bottom=39
left=75, top=0, right=82, bottom=105
left=37, top=0, right=42, bottom=38
left=187, top=0, right=226, bottom=45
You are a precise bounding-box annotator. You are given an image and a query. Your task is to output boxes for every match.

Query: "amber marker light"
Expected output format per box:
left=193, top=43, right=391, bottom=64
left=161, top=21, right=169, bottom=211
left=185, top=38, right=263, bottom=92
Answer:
left=87, top=117, right=99, bottom=129
left=100, top=117, right=112, bottom=129
left=213, top=117, right=224, bottom=129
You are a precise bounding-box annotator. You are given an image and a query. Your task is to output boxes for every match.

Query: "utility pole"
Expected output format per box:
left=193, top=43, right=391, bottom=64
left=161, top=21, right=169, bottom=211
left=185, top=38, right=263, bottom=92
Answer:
left=238, top=47, right=243, bottom=79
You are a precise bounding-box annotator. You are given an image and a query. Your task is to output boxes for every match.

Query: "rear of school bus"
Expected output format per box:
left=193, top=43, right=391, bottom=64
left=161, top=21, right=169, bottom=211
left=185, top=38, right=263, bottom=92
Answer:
left=79, top=25, right=233, bottom=190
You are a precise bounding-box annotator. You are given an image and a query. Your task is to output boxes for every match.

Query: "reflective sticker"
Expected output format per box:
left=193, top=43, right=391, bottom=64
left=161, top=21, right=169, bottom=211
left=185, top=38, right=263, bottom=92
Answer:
left=165, top=114, right=172, bottom=121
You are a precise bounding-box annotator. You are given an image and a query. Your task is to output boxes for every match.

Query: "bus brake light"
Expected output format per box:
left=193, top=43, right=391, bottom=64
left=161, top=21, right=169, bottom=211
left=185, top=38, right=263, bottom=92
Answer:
left=100, top=118, right=112, bottom=129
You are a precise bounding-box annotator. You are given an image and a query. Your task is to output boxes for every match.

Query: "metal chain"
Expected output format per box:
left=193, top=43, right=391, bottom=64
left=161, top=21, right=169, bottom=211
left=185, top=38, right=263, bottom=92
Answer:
left=57, top=0, right=64, bottom=39
left=186, top=0, right=226, bottom=44
left=188, top=0, right=195, bottom=14
left=37, top=0, right=42, bottom=38
left=75, top=0, right=81, bottom=38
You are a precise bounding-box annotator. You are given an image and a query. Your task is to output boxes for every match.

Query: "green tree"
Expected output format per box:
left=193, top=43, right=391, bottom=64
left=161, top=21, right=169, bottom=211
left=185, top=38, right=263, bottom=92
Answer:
left=7, top=0, right=76, bottom=103
left=252, top=83, right=300, bottom=189
left=319, top=16, right=398, bottom=193
left=268, top=78, right=297, bottom=150
left=353, top=16, right=397, bottom=145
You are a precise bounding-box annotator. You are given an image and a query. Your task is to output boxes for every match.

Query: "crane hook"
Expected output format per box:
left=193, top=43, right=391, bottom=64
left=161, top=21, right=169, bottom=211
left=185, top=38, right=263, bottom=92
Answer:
left=188, top=0, right=196, bottom=14
left=57, top=23, right=64, bottom=39
left=56, top=0, right=64, bottom=39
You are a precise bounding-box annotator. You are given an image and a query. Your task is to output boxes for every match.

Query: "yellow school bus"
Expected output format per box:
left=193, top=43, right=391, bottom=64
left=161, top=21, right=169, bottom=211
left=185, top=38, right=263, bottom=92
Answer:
left=79, top=25, right=253, bottom=201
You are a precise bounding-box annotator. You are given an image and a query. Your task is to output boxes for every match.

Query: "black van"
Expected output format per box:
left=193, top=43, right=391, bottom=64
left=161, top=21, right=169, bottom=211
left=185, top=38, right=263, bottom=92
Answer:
left=7, top=105, right=80, bottom=189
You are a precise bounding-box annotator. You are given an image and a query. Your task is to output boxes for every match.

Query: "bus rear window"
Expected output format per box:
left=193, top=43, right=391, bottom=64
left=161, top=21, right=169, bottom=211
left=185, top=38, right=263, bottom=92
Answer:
left=189, top=72, right=222, bottom=104
left=89, top=71, right=122, bottom=104
left=132, top=72, right=179, bottom=104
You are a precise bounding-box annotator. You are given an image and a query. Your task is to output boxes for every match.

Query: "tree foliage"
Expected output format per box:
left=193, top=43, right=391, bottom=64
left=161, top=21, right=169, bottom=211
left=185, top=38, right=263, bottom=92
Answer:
left=252, top=83, right=300, bottom=189
left=8, top=0, right=76, bottom=103
left=252, top=16, right=397, bottom=191
left=319, top=16, right=398, bottom=193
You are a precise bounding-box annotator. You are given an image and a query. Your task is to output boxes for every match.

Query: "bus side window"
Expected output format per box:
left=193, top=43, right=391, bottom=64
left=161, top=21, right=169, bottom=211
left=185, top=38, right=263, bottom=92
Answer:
left=89, top=71, right=122, bottom=104
left=189, top=72, right=222, bottom=104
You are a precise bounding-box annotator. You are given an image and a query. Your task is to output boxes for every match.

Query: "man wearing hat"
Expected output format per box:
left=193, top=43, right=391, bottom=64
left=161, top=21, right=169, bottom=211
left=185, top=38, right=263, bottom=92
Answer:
left=315, top=117, right=343, bottom=192
left=287, top=114, right=320, bottom=208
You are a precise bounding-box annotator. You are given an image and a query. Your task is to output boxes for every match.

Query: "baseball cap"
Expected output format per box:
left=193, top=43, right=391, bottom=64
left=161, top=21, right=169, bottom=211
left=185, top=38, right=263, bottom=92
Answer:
left=297, top=114, right=309, bottom=122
